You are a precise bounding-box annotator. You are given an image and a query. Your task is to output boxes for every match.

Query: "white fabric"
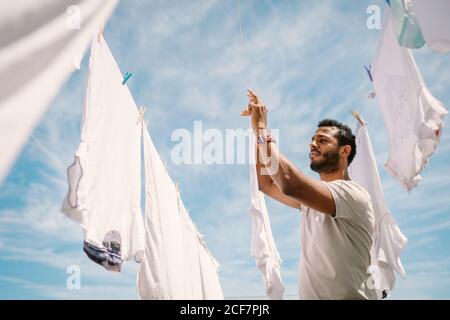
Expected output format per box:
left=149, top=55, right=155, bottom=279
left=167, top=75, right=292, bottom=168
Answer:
left=349, top=120, right=408, bottom=299
left=372, top=8, right=448, bottom=191
left=0, top=0, right=118, bottom=184
left=412, top=0, right=450, bottom=53
left=137, top=125, right=223, bottom=300
left=389, top=0, right=425, bottom=49
left=61, top=36, right=144, bottom=265
left=248, top=126, right=285, bottom=300
left=299, top=180, right=377, bottom=300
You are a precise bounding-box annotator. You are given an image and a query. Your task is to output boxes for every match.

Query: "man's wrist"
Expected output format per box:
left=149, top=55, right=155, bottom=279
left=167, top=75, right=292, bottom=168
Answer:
left=255, top=127, right=268, bottom=136
left=256, top=132, right=276, bottom=146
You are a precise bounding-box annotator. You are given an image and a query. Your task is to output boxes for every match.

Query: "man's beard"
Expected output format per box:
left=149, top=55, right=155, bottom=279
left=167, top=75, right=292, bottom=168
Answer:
left=310, top=148, right=340, bottom=174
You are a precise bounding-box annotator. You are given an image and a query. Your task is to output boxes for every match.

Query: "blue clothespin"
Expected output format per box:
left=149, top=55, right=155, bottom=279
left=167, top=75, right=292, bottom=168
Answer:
left=122, top=72, right=132, bottom=85
left=385, top=0, right=390, bottom=6
left=363, top=64, right=373, bottom=82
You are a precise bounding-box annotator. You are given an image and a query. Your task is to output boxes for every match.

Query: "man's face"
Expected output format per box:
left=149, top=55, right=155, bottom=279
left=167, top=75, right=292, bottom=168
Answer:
left=309, top=127, right=341, bottom=174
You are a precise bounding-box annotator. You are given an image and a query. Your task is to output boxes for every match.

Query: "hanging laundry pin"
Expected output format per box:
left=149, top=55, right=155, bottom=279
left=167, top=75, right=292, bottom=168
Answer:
left=363, top=64, right=373, bottom=82
left=122, top=72, right=132, bottom=85
left=363, top=64, right=376, bottom=99
left=174, top=182, right=181, bottom=210
left=137, top=106, right=147, bottom=125
left=350, top=110, right=366, bottom=126
left=366, top=91, right=376, bottom=100
left=97, top=23, right=104, bottom=43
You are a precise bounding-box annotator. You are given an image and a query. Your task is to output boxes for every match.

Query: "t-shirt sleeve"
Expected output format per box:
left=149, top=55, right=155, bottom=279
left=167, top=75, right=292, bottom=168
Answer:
left=323, top=180, right=373, bottom=228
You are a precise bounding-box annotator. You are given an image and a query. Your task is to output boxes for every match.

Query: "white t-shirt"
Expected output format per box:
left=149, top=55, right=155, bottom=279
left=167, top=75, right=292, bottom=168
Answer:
left=299, top=179, right=378, bottom=300
left=61, top=37, right=145, bottom=270
left=372, top=8, right=448, bottom=191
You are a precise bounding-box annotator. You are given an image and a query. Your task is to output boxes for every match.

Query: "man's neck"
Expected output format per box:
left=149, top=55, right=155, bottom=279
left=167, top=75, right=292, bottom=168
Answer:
left=319, top=168, right=350, bottom=182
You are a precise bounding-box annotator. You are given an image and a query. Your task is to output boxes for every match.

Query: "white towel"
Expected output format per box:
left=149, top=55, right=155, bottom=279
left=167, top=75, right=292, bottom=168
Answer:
left=349, top=117, right=408, bottom=299
left=137, top=125, right=223, bottom=299
left=372, top=8, right=448, bottom=191
left=248, top=123, right=285, bottom=300
left=0, top=0, right=118, bottom=184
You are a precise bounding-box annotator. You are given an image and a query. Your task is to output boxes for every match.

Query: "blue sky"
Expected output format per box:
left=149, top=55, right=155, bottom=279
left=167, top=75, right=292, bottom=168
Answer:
left=1, top=0, right=450, bottom=299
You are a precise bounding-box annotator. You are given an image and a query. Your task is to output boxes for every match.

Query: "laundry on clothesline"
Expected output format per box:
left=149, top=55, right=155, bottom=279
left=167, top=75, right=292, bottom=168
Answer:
left=371, top=7, right=448, bottom=191
left=137, top=123, right=223, bottom=300
left=0, top=0, right=118, bottom=184
left=389, top=0, right=425, bottom=49
left=247, top=119, right=285, bottom=300
left=411, top=0, right=450, bottom=53
left=349, top=111, right=408, bottom=299
left=61, top=36, right=145, bottom=272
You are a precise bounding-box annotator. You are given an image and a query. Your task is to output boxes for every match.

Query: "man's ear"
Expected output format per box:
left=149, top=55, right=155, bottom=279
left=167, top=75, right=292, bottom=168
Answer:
left=340, top=145, right=351, bottom=158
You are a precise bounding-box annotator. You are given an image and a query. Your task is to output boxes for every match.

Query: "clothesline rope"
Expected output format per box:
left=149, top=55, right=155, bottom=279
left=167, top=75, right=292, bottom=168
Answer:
left=29, top=133, right=66, bottom=174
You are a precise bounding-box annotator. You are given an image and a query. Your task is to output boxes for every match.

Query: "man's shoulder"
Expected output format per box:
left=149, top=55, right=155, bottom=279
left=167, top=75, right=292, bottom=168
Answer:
left=327, top=179, right=367, bottom=193
left=326, top=179, right=375, bottom=228
left=326, top=179, right=372, bottom=205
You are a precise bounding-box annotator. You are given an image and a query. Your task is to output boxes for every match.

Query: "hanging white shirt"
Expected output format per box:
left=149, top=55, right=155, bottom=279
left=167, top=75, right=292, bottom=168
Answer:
left=0, top=0, right=118, bottom=184
left=372, top=8, right=448, bottom=191
left=61, top=36, right=144, bottom=272
left=137, top=125, right=223, bottom=300
left=411, top=0, right=450, bottom=53
left=349, top=118, right=408, bottom=299
left=248, top=126, right=285, bottom=300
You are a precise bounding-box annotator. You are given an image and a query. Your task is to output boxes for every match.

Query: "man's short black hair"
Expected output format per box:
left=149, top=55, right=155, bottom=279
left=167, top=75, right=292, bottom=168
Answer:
left=317, top=119, right=356, bottom=165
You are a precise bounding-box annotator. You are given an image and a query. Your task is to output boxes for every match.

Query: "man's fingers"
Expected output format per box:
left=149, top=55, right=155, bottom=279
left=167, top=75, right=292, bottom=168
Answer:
left=240, top=105, right=252, bottom=116
left=248, top=103, right=266, bottom=110
left=247, top=88, right=256, bottom=97
left=247, top=88, right=260, bottom=104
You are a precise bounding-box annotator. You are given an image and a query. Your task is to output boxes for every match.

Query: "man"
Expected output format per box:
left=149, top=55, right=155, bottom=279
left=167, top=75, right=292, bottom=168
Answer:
left=241, top=89, right=377, bottom=300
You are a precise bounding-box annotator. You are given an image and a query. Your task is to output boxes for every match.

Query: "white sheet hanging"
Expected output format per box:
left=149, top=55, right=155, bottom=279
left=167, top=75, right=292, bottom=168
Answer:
left=137, top=125, right=223, bottom=300
left=248, top=124, right=285, bottom=300
left=349, top=117, right=408, bottom=299
left=61, top=36, right=144, bottom=271
left=412, top=0, right=450, bottom=53
left=0, top=0, right=119, bottom=184
left=372, top=8, right=448, bottom=191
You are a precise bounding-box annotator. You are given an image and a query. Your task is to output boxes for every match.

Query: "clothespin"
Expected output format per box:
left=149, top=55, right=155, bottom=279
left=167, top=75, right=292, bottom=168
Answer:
left=97, top=23, right=104, bottom=42
left=366, top=91, right=376, bottom=100
left=174, top=182, right=181, bottom=210
left=363, top=65, right=376, bottom=99
left=350, top=110, right=366, bottom=126
left=385, top=0, right=390, bottom=6
left=363, top=64, right=373, bottom=82
left=137, top=106, right=147, bottom=125
left=122, top=72, right=132, bottom=85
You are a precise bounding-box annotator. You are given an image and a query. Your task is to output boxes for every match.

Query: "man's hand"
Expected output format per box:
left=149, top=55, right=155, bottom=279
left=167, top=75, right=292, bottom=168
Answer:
left=240, top=89, right=268, bottom=131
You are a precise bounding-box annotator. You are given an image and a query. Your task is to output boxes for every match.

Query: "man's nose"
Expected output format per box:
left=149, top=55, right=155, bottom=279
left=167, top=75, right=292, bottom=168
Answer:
left=310, top=140, right=317, bottom=149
